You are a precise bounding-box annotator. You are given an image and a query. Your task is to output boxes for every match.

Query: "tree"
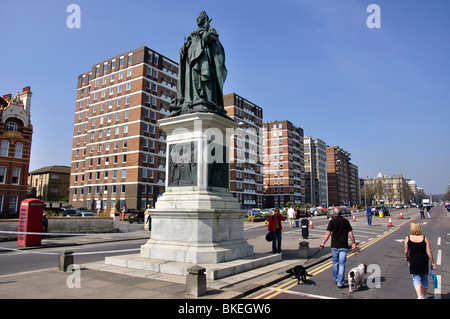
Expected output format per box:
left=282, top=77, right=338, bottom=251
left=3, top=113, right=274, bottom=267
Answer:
left=442, top=185, right=450, bottom=201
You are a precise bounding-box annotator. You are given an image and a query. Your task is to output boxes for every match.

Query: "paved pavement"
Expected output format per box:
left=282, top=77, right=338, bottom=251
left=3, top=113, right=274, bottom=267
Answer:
left=0, top=214, right=401, bottom=299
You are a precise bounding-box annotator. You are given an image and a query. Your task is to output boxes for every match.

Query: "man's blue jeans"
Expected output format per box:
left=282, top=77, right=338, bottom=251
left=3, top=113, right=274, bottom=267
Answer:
left=331, top=248, right=348, bottom=287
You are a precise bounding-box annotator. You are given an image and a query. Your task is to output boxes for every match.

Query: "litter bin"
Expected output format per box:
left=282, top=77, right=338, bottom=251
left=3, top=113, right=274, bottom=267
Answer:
left=379, top=210, right=384, bottom=218
left=301, top=218, right=309, bottom=239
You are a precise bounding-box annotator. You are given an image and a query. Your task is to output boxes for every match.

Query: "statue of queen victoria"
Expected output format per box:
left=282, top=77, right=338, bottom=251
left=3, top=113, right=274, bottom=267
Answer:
left=169, top=11, right=229, bottom=118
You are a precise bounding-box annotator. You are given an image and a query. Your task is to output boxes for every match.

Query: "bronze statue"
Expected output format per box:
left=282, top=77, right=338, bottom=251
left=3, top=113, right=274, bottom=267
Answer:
left=170, top=11, right=228, bottom=118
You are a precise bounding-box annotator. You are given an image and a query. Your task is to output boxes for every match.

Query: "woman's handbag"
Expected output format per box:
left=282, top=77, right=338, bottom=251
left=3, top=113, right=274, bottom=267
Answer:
left=265, top=231, right=274, bottom=242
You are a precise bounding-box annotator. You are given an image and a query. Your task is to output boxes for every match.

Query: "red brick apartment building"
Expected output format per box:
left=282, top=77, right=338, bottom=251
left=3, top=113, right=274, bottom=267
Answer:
left=0, top=87, right=33, bottom=214
left=70, top=47, right=177, bottom=211
left=326, top=145, right=359, bottom=206
left=263, top=120, right=305, bottom=208
left=224, top=93, right=264, bottom=209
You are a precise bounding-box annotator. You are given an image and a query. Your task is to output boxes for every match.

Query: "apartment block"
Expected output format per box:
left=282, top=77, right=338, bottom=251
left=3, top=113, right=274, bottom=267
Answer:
left=0, top=87, right=33, bottom=213
left=348, top=162, right=360, bottom=206
left=304, top=136, right=328, bottom=207
left=224, top=93, right=264, bottom=209
left=69, top=46, right=178, bottom=211
left=326, top=145, right=360, bottom=206
left=263, top=120, right=305, bottom=208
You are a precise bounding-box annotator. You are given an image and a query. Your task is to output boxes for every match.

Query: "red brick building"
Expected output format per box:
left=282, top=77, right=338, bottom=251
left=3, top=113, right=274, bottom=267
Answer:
left=0, top=87, right=33, bottom=214
left=263, top=120, right=305, bottom=208
left=70, top=47, right=177, bottom=211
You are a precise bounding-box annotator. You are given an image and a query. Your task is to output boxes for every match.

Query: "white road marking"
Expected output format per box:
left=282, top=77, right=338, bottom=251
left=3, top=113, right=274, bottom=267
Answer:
left=435, top=275, right=441, bottom=299
left=436, top=250, right=442, bottom=266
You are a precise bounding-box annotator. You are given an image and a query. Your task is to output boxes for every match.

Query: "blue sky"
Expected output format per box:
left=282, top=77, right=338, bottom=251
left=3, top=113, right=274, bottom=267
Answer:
left=1, top=0, right=449, bottom=195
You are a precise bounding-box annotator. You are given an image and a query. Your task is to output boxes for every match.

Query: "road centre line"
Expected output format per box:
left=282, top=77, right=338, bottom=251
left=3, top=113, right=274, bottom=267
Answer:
left=254, top=226, right=400, bottom=299
left=270, top=288, right=337, bottom=299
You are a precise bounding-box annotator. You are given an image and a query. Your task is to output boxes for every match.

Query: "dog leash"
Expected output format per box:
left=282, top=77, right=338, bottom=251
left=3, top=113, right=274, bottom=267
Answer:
left=353, top=247, right=362, bottom=264
left=305, top=248, right=321, bottom=263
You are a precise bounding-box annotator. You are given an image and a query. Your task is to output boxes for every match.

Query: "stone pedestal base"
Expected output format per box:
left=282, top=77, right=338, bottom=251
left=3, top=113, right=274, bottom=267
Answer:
left=140, top=207, right=253, bottom=264
left=140, top=112, right=254, bottom=264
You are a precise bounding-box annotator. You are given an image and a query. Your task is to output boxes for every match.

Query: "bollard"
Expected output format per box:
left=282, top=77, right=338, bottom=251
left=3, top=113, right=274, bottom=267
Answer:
left=185, top=265, right=207, bottom=297
left=59, top=250, right=74, bottom=272
left=298, top=241, right=309, bottom=259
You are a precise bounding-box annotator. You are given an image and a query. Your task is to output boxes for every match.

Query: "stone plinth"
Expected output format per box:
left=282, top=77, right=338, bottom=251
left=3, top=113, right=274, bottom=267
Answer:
left=140, top=112, right=254, bottom=264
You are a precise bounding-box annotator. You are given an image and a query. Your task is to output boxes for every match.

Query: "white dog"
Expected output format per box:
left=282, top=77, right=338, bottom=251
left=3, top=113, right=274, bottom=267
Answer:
left=348, top=264, right=367, bottom=293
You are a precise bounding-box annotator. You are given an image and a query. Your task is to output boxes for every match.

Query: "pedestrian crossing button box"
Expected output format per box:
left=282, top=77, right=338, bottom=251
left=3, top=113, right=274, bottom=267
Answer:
left=17, top=198, right=45, bottom=246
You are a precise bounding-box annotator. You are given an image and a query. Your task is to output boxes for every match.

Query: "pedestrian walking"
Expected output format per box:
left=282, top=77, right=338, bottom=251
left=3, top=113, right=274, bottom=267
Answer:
left=320, top=207, right=357, bottom=288
left=426, top=206, right=431, bottom=219
left=419, top=206, right=425, bottom=219
left=365, top=205, right=373, bottom=226
left=287, top=205, right=296, bottom=228
left=42, top=213, right=48, bottom=239
left=268, top=208, right=286, bottom=254
left=404, top=222, right=436, bottom=299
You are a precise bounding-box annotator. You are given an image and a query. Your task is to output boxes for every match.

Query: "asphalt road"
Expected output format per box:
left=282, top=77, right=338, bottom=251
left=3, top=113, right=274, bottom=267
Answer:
left=248, top=206, right=449, bottom=299
left=1, top=207, right=448, bottom=300
left=0, top=238, right=149, bottom=276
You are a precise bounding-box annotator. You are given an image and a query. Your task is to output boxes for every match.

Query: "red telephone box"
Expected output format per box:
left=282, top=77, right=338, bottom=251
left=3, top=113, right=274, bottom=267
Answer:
left=17, top=198, right=45, bottom=246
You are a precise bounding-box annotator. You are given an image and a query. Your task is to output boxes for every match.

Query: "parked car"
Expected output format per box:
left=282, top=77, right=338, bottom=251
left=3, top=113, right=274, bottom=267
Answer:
left=63, top=209, right=78, bottom=217
left=327, top=207, right=352, bottom=219
left=128, top=211, right=145, bottom=224
left=375, top=206, right=390, bottom=216
left=76, top=211, right=96, bottom=217
left=247, top=209, right=261, bottom=216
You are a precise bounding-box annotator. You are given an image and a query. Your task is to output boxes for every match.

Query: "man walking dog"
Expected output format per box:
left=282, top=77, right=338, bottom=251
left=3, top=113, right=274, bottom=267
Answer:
left=320, top=207, right=357, bottom=288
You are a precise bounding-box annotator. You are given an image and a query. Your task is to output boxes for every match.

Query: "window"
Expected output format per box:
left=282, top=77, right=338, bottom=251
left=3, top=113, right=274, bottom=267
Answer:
left=6, top=122, right=19, bottom=131
left=0, top=140, right=9, bottom=156
left=12, top=168, right=20, bottom=184
left=0, top=167, right=6, bottom=183
left=9, top=195, right=18, bottom=213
